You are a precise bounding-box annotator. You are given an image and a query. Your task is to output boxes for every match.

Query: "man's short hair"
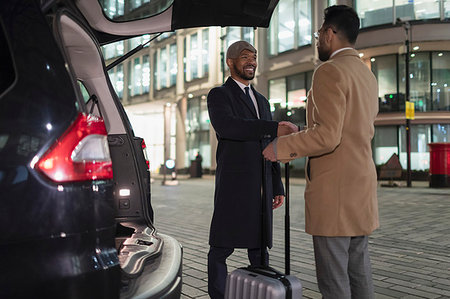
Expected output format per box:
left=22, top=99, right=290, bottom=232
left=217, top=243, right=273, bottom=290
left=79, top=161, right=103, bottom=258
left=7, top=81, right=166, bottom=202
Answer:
left=323, top=5, right=360, bottom=44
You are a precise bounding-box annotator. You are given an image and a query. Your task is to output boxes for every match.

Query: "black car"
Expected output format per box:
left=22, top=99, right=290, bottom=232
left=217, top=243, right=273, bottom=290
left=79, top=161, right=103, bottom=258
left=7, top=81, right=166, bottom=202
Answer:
left=0, top=0, right=277, bottom=298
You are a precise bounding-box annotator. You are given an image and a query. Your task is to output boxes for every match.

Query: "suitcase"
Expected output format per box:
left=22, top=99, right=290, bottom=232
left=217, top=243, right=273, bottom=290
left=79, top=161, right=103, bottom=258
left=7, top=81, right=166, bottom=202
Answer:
left=224, top=161, right=302, bottom=299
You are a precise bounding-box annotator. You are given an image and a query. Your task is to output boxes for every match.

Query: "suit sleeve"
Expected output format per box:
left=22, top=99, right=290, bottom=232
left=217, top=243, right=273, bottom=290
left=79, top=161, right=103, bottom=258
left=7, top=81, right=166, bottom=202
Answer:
left=276, top=63, right=347, bottom=162
left=271, top=162, right=284, bottom=196
left=207, top=87, right=278, bottom=141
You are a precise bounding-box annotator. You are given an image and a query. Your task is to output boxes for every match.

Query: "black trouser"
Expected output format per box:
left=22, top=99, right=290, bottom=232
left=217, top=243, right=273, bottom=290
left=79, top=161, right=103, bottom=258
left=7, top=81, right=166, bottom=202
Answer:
left=207, top=246, right=269, bottom=299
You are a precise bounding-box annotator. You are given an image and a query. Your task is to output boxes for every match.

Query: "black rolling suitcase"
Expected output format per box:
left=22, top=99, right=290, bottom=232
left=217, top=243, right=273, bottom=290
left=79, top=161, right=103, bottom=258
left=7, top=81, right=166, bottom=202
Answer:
left=224, top=161, right=302, bottom=299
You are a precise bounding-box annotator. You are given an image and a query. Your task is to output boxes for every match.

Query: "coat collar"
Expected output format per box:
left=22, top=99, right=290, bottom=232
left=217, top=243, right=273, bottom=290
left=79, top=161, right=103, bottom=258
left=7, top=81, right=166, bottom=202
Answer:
left=330, top=48, right=359, bottom=59
left=224, top=77, right=261, bottom=119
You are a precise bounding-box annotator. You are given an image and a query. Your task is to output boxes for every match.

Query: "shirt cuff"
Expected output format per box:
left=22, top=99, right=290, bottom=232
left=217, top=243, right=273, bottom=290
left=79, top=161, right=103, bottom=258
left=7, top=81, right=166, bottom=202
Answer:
left=272, top=137, right=278, bottom=158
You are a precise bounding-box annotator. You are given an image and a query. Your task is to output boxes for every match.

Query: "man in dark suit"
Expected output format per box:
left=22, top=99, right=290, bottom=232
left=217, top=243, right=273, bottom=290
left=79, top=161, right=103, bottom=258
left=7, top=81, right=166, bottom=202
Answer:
left=207, top=41, right=294, bottom=299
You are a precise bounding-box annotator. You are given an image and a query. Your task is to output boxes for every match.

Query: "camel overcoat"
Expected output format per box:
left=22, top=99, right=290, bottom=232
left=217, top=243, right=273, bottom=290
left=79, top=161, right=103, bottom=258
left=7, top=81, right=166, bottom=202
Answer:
left=208, top=77, right=284, bottom=248
left=276, top=49, right=379, bottom=237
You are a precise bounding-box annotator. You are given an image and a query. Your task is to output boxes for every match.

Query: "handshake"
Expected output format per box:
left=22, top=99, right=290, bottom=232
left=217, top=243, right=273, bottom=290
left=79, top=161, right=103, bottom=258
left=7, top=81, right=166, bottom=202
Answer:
left=277, top=121, right=299, bottom=137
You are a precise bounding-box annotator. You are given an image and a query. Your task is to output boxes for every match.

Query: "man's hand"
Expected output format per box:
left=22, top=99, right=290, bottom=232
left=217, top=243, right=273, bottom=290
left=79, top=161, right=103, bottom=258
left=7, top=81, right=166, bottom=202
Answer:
left=273, top=195, right=284, bottom=209
left=277, top=121, right=299, bottom=137
left=263, top=142, right=277, bottom=162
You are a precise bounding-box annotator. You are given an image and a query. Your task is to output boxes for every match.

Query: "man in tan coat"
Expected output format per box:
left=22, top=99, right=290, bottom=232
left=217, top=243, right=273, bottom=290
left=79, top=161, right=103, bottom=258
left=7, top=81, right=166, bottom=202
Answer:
left=263, top=5, right=379, bottom=298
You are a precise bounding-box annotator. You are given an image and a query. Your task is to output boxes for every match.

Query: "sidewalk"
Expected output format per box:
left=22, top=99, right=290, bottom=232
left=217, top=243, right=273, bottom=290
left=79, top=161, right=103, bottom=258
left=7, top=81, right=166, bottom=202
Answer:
left=150, top=174, right=450, bottom=299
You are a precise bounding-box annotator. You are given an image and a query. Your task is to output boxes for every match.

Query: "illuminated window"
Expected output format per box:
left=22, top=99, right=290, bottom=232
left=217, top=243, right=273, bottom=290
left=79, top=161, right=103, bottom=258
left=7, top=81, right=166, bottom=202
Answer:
left=268, top=0, right=312, bottom=55
left=184, top=29, right=209, bottom=82
left=108, top=64, right=124, bottom=99
left=102, top=40, right=124, bottom=60
left=356, top=0, right=441, bottom=28
left=155, top=43, right=177, bottom=90
left=127, top=55, right=149, bottom=97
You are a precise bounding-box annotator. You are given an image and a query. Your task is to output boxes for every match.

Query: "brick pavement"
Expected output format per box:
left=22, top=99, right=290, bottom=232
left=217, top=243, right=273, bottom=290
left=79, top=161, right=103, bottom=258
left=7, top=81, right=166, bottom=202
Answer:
left=151, top=175, right=450, bottom=299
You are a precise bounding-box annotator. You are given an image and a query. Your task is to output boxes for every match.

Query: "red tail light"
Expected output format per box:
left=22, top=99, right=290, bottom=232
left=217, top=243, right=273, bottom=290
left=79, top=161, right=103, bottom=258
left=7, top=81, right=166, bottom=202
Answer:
left=141, top=139, right=150, bottom=169
left=37, top=113, right=113, bottom=182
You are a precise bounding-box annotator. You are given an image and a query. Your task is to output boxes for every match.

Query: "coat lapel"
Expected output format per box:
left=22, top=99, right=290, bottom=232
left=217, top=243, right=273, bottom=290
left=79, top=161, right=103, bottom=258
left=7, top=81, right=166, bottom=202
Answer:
left=252, top=86, right=267, bottom=120
left=225, top=78, right=259, bottom=118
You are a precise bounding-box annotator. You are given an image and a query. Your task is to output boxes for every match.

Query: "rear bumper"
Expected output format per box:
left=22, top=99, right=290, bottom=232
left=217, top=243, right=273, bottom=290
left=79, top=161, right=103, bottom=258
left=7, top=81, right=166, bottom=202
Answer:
left=122, top=233, right=183, bottom=299
left=0, top=227, right=120, bottom=299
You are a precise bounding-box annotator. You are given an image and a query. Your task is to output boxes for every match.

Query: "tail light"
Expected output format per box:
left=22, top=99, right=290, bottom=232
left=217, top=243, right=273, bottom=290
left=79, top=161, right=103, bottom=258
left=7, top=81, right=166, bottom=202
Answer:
left=141, top=139, right=150, bottom=169
left=37, top=113, right=113, bottom=182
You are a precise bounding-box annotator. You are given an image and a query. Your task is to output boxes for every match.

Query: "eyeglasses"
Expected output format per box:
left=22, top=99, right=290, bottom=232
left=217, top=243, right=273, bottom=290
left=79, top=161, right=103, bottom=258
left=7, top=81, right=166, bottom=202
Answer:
left=314, top=27, right=337, bottom=39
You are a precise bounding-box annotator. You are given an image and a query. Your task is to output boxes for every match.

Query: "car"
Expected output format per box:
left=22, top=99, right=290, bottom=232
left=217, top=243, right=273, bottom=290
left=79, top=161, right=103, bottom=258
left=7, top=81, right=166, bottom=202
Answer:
left=0, top=0, right=278, bottom=298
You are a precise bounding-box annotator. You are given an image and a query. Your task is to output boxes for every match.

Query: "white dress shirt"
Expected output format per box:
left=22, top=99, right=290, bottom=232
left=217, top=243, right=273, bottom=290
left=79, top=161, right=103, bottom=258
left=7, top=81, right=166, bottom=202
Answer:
left=231, top=78, right=260, bottom=119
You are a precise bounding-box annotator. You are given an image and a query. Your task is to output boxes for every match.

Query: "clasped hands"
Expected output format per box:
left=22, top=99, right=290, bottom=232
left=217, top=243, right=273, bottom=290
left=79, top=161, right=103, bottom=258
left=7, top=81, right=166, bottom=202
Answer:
left=263, top=121, right=298, bottom=162
left=277, top=121, right=298, bottom=137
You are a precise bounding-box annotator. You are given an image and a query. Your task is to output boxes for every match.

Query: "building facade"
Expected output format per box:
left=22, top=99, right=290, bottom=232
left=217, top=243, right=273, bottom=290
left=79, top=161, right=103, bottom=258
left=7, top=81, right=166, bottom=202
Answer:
left=102, top=0, right=450, bottom=175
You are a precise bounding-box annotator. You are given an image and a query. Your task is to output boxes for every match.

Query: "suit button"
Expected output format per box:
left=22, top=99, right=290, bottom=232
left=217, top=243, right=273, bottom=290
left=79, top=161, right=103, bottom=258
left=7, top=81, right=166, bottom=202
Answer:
left=290, top=153, right=297, bottom=157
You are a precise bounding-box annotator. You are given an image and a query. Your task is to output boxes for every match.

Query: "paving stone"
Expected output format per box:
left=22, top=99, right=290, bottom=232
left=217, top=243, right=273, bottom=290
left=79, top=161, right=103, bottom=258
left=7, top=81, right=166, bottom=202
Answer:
left=390, top=285, right=441, bottom=298
left=151, top=177, right=450, bottom=298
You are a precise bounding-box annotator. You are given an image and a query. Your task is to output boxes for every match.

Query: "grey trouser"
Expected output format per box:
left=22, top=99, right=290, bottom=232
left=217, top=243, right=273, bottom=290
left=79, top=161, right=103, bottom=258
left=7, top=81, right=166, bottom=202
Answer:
left=313, top=236, right=374, bottom=299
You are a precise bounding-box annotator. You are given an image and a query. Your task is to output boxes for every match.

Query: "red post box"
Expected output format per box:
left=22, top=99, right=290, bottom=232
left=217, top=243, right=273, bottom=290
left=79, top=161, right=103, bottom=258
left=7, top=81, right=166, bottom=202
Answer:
left=428, top=143, right=450, bottom=188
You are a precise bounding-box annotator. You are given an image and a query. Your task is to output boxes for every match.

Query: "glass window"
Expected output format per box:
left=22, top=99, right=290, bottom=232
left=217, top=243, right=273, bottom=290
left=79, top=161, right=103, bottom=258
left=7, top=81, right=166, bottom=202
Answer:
left=102, top=40, right=124, bottom=60
left=186, top=96, right=210, bottom=168
left=108, top=64, right=124, bottom=99
left=446, top=0, right=450, bottom=18
left=77, top=81, right=91, bottom=103
left=159, top=47, right=168, bottom=89
left=129, top=34, right=151, bottom=50
left=371, top=55, right=400, bottom=112
left=269, top=71, right=312, bottom=126
left=287, top=73, right=308, bottom=126
left=371, top=55, right=404, bottom=112
left=268, top=0, right=312, bottom=55
left=356, top=0, right=442, bottom=28
left=297, top=0, right=312, bottom=47
left=128, top=56, right=148, bottom=97
left=372, top=51, right=449, bottom=113
left=142, top=55, right=150, bottom=93
left=373, top=126, right=398, bottom=165
left=269, top=78, right=286, bottom=113
left=133, top=57, right=142, bottom=96
left=184, top=30, right=209, bottom=82
left=225, top=27, right=241, bottom=48
left=190, top=33, right=199, bottom=80
left=431, top=51, right=450, bottom=111
left=99, top=0, right=173, bottom=21
left=432, top=124, right=450, bottom=142
left=276, top=0, right=295, bottom=53
left=399, top=52, right=430, bottom=112
left=169, top=44, right=177, bottom=86
left=399, top=125, right=431, bottom=170
left=202, top=29, right=209, bottom=76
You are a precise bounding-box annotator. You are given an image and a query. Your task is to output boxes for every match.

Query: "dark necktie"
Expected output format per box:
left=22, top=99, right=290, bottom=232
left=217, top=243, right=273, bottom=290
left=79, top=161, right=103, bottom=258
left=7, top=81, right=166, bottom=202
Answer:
left=245, top=87, right=259, bottom=118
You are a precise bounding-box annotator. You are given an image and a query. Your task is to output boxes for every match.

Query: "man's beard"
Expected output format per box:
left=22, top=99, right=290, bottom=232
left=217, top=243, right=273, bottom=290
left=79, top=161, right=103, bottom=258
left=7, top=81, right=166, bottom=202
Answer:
left=233, top=64, right=255, bottom=81
left=318, top=47, right=331, bottom=62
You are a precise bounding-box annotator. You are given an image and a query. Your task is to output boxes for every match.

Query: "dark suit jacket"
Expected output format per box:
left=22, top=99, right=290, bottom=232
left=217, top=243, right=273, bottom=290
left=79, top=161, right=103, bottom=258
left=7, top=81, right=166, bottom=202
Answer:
left=208, top=77, right=284, bottom=249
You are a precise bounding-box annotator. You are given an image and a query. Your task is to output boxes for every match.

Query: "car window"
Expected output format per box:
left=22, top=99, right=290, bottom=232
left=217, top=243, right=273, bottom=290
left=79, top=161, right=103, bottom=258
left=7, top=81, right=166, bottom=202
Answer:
left=78, top=81, right=91, bottom=104
left=0, top=21, right=15, bottom=96
left=98, top=0, right=173, bottom=21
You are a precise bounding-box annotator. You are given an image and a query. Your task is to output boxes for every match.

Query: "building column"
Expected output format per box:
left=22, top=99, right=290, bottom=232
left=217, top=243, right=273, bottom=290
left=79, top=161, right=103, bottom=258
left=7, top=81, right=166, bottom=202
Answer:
left=176, top=97, right=187, bottom=170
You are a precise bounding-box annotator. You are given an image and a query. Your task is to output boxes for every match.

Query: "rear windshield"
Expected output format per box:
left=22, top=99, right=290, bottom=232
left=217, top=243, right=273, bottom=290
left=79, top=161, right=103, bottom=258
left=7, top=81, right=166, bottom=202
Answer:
left=98, top=0, right=173, bottom=21
left=0, top=21, right=15, bottom=96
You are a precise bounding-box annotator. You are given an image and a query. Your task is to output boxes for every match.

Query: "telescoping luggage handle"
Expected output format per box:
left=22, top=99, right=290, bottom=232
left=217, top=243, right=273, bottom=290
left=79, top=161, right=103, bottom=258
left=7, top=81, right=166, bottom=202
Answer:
left=260, top=156, right=291, bottom=275
left=284, top=162, right=290, bottom=275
